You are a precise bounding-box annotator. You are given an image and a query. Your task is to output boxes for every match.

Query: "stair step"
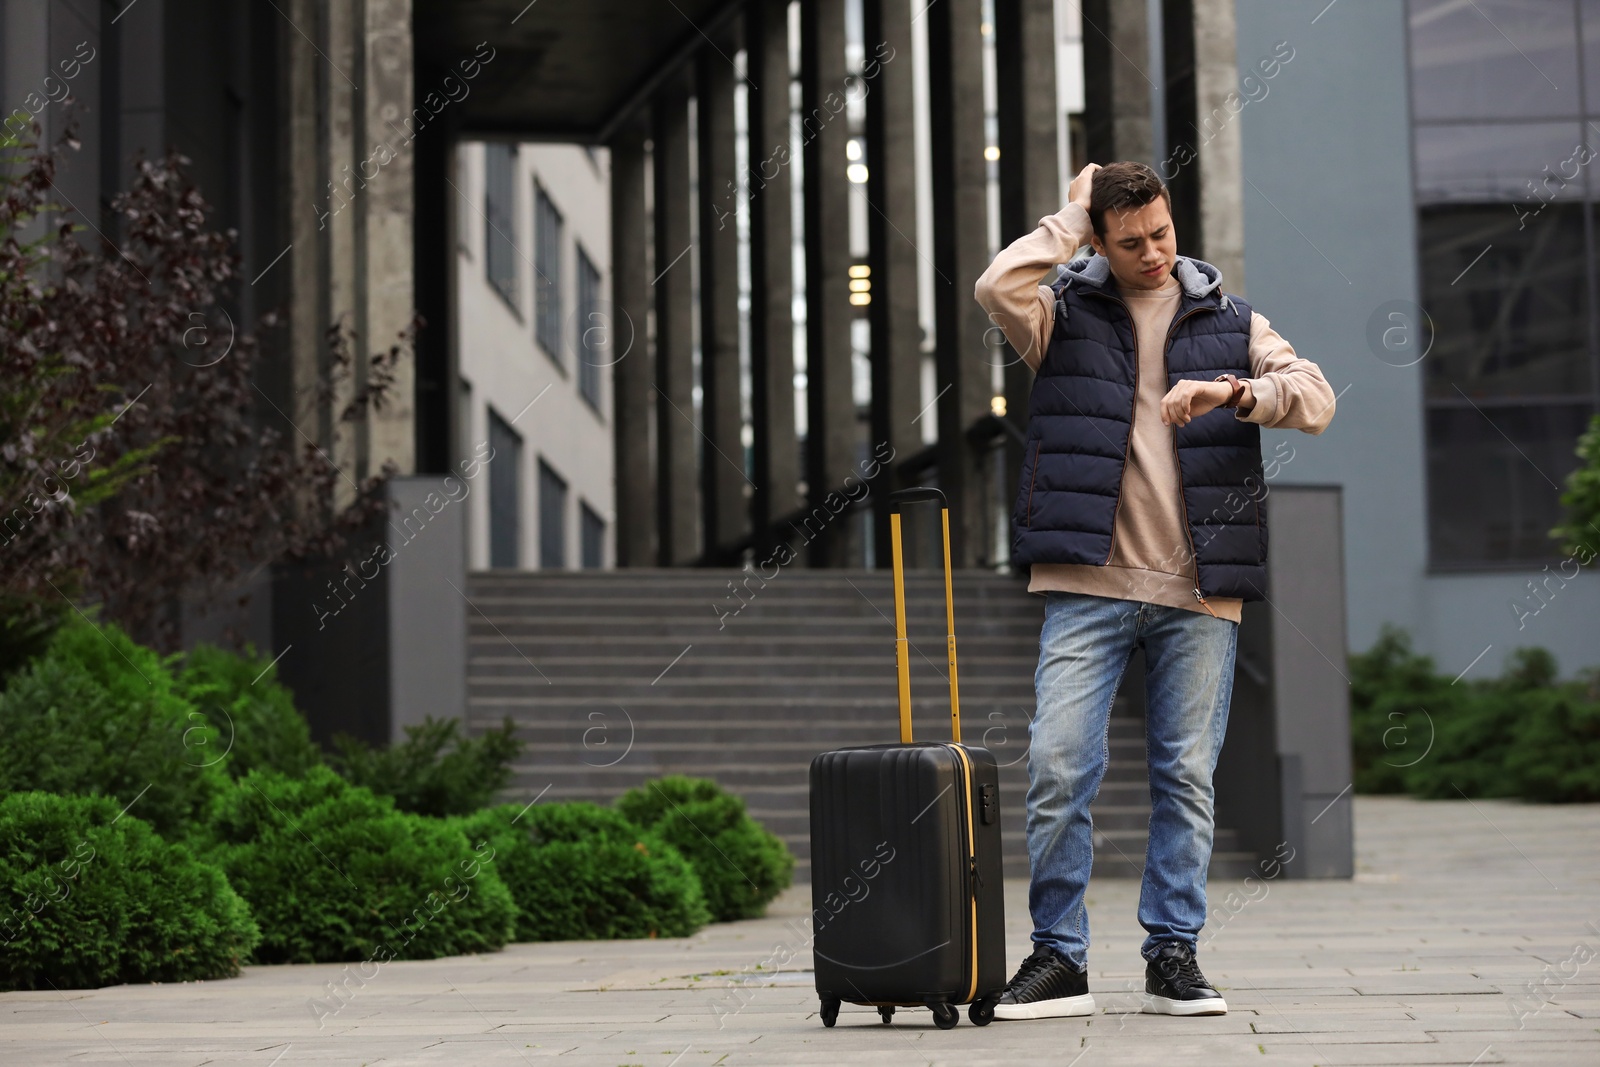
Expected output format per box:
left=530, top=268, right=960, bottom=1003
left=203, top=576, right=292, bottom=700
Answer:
left=471, top=569, right=1266, bottom=878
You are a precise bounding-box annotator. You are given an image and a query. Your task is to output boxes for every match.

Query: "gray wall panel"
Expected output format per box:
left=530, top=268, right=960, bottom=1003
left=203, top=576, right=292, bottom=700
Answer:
left=387, top=476, right=467, bottom=741
left=1233, top=0, right=1426, bottom=662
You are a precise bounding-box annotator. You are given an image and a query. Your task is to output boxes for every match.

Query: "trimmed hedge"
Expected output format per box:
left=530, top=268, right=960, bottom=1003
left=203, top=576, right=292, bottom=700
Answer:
left=0, top=792, right=259, bottom=990
left=615, top=775, right=794, bottom=922
left=0, top=619, right=227, bottom=838
left=333, top=716, right=521, bottom=818
left=176, top=644, right=322, bottom=779
left=195, top=768, right=515, bottom=963
left=1351, top=627, right=1600, bottom=802
left=454, top=803, right=710, bottom=941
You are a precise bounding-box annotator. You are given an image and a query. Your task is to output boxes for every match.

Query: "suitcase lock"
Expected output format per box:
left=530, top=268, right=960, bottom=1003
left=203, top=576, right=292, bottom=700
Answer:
left=978, top=783, right=998, bottom=825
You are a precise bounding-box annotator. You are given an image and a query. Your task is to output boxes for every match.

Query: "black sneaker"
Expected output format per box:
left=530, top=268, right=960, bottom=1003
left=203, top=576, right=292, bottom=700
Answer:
left=1142, top=941, right=1227, bottom=1015
left=991, top=944, right=1096, bottom=1020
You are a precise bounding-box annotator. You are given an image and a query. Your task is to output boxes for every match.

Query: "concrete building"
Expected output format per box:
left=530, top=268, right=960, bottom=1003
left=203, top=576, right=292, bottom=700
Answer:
left=12, top=0, right=1596, bottom=871
left=454, top=142, right=615, bottom=572
left=1230, top=0, right=1600, bottom=681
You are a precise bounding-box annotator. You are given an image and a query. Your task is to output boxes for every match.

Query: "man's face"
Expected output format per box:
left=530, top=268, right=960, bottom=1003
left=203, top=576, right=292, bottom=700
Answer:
left=1090, top=197, right=1178, bottom=292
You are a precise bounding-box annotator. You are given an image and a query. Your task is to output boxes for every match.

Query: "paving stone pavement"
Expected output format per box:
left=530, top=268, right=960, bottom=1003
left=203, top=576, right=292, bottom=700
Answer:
left=3, top=796, right=1598, bottom=1066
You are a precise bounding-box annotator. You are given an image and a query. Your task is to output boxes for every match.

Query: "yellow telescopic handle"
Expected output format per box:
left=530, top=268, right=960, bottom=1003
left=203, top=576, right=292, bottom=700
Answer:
left=886, top=487, right=962, bottom=744
left=890, top=511, right=913, bottom=744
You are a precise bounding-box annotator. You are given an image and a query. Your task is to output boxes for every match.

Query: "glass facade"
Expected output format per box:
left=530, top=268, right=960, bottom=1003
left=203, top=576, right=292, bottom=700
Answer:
left=580, top=501, right=605, bottom=569
left=1408, top=0, right=1600, bottom=567
left=535, top=182, right=565, bottom=363
left=487, top=409, right=522, bottom=569
left=485, top=143, right=519, bottom=312
left=576, top=245, right=602, bottom=409
left=538, top=457, right=569, bottom=569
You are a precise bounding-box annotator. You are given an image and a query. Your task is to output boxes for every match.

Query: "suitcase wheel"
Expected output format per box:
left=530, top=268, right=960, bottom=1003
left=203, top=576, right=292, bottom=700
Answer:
left=968, top=995, right=997, bottom=1027
left=928, top=1001, right=960, bottom=1030
left=878, top=1005, right=895, bottom=1025
left=819, top=997, right=841, bottom=1027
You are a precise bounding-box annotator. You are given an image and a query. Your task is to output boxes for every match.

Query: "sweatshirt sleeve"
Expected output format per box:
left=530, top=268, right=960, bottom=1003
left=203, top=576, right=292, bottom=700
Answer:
left=1238, top=311, right=1337, bottom=434
left=974, top=203, right=1095, bottom=371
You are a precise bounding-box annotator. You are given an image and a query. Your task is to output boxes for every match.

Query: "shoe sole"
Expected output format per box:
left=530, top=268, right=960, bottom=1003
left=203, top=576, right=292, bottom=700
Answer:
left=1141, top=992, right=1227, bottom=1016
left=992, top=993, right=1097, bottom=1020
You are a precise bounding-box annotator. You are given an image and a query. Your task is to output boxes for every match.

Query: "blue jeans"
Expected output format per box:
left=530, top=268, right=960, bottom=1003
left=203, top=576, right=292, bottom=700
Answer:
left=1024, top=591, right=1238, bottom=968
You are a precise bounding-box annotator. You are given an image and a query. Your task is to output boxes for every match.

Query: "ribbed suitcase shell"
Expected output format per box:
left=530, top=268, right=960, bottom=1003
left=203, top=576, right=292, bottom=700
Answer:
left=809, top=743, right=1007, bottom=1009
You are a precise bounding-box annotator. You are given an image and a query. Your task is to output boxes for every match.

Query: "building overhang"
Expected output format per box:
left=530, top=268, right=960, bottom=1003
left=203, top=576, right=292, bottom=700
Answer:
left=414, top=0, right=738, bottom=144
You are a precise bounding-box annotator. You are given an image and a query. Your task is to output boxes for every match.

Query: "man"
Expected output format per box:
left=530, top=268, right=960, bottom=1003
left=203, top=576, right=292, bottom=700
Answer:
left=973, top=162, right=1335, bottom=1019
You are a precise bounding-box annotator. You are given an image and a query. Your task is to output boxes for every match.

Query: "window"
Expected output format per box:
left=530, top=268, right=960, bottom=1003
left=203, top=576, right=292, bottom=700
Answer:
left=456, top=148, right=473, bottom=259
left=580, top=501, right=605, bottom=569
left=487, top=410, right=522, bottom=568
left=576, top=245, right=603, bottom=410
left=538, top=458, right=568, bottom=569
left=1409, top=0, right=1578, bottom=121
left=535, top=183, right=564, bottom=362
left=485, top=143, right=518, bottom=311
left=1407, top=0, right=1600, bottom=567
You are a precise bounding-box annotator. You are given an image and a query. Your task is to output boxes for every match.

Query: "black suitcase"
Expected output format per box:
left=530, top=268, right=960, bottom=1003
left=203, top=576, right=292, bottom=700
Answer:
left=808, top=488, right=1007, bottom=1030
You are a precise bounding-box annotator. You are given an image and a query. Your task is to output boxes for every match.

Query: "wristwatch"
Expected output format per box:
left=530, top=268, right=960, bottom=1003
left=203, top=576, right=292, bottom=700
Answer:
left=1213, top=373, right=1245, bottom=410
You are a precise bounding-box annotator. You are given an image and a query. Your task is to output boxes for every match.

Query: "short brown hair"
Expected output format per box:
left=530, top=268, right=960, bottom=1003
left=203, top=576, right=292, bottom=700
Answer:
left=1089, top=162, right=1172, bottom=236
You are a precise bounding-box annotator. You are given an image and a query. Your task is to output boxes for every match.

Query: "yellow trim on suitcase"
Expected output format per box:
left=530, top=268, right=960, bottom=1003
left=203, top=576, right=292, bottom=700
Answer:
left=948, top=742, right=980, bottom=1004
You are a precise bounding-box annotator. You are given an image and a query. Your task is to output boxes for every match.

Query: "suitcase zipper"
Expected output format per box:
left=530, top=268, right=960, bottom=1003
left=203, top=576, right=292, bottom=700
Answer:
left=946, top=743, right=980, bottom=1005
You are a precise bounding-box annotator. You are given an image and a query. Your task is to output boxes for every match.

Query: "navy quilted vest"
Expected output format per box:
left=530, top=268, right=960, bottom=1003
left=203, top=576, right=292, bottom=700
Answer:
left=1011, top=254, right=1267, bottom=602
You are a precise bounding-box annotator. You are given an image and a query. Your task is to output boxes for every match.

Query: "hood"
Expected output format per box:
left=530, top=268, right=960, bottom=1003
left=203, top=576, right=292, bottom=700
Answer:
left=1057, top=253, right=1225, bottom=301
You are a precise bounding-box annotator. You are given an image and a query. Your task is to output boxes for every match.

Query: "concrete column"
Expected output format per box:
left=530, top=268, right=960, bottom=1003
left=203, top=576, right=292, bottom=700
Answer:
left=366, top=0, right=417, bottom=475
left=4, top=0, right=103, bottom=242
left=800, top=0, right=858, bottom=567
left=996, top=0, right=1063, bottom=241
left=325, top=0, right=361, bottom=495
left=1111, top=0, right=1155, bottom=164
left=653, top=76, right=700, bottom=565
left=1193, top=0, right=1245, bottom=292
left=1160, top=0, right=1202, bottom=252
left=409, top=83, right=453, bottom=476
left=994, top=0, right=1061, bottom=531
left=746, top=0, right=800, bottom=556
left=1080, top=0, right=1154, bottom=165
left=697, top=39, right=748, bottom=559
left=286, top=0, right=419, bottom=493
left=863, top=0, right=922, bottom=566
left=286, top=0, right=330, bottom=498
left=927, top=0, right=993, bottom=566
left=320, top=0, right=361, bottom=492
left=610, top=117, right=658, bottom=567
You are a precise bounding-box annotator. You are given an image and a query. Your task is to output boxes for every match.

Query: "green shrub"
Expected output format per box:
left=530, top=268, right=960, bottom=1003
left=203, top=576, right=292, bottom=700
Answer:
left=1552, top=411, right=1600, bottom=562
left=615, top=776, right=794, bottom=922
left=1351, top=627, right=1600, bottom=802
left=196, top=767, right=515, bottom=964
left=176, top=644, right=322, bottom=779
left=332, top=716, right=521, bottom=817
left=0, top=792, right=259, bottom=990
left=453, top=803, right=710, bottom=942
left=0, top=619, right=226, bottom=838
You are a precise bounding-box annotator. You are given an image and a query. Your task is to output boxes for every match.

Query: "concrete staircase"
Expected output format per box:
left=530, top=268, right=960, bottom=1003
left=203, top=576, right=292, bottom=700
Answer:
left=464, top=569, right=1259, bottom=882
